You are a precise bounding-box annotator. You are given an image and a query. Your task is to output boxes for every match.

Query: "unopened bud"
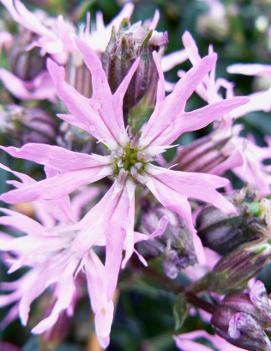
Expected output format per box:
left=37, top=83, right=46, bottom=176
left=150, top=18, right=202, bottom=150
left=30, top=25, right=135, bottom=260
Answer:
left=102, top=20, right=167, bottom=121
left=211, top=240, right=271, bottom=293
left=140, top=203, right=197, bottom=279
left=65, top=52, right=93, bottom=98
left=196, top=190, right=271, bottom=255
left=8, top=30, right=46, bottom=81
left=173, top=134, right=233, bottom=173
left=211, top=281, right=271, bottom=351
left=0, top=105, right=56, bottom=145
left=57, top=121, right=94, bottom=153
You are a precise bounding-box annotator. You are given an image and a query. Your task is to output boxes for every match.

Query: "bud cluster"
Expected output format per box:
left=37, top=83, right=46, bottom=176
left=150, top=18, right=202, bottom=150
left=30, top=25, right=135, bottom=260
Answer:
left=212, top=281, right=271, bottom=351
left=102, top=20, right=168, bottom=120
left=140, top=202, right=197, bottom=279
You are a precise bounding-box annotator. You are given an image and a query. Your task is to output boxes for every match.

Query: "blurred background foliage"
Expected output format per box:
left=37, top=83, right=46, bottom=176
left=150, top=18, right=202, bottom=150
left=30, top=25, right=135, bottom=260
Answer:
left=1, top=0, right=271, bottom=350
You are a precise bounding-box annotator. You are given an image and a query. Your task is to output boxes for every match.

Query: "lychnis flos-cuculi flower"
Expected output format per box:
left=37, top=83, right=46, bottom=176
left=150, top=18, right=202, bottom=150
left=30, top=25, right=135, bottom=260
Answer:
left=0, top=2, right=257, bottom=350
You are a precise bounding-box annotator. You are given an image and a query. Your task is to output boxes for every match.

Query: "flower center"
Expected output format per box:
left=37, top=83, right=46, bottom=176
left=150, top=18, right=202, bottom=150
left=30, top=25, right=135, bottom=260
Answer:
left=112, top=144, right=147, bottom=178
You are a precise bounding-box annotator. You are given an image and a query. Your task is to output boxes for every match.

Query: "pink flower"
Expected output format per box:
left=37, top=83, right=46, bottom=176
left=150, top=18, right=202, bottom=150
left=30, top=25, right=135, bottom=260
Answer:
left=0, top=0, right=134, bottom=100
left=0, top=0, right=134, bottom=61
left=0, top=162, right=167, bottom=347
left=175, top=330, right=245, bottom=351
left=1, top=38, right=247, bottom=257
left=176, top=31, right=271, bottom=194
left=0, top=37, right=247, bottom=347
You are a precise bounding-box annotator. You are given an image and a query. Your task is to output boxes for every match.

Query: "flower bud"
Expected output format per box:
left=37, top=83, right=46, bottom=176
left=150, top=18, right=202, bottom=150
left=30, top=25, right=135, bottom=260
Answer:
left=173, top=134, right=233, bottom=173
left=0, top=105, right=56, bottom=145
left=140, top=203, right=197, bottom=279
left=57, top=121, right=94, bottom=153
left=65, top=52, right=93, bottom=98
left=196, top=190, right=271, bottom=255
left=211, top=281, right=271, bottom=351
left=210, top=240, right=271, bottom=293
left=102, top=20, right=168, bottom=121
left=8, top=30, right=46, bottom=81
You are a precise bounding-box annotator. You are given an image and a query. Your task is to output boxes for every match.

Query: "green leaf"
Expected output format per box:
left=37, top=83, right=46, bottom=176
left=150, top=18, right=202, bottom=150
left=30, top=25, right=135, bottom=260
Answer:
left=173, top=293, right=188, bottom=333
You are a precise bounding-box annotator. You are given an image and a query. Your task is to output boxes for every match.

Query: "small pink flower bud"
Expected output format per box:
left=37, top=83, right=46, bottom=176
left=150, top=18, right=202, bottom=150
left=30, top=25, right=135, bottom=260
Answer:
left=212, top=281, right=271, bottom=351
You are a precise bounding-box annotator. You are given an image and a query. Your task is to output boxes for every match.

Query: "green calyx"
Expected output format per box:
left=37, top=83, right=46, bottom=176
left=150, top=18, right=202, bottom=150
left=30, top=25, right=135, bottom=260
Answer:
left=112, top=144, right=147, bottom=177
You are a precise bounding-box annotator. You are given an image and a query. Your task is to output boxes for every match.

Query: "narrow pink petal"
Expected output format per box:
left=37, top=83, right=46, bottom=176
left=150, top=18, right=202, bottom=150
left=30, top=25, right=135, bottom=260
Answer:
left=227, top=63, right=271, bottom=76
left=85, top=251, right=114, bottom=348
left=75, top=38, right=126, bottom=142
left=134, top=216, right=168, bottom=243
left=105, top=187, right=128, bottom=298
left=71, top=186, right=100, bottom=221
left=231, top=88, right=271, bottom=117
left=32, top=260, right=76, bottom=334
left=175, top=338, right=213, bottom=351
left=181, top=31, right=201, bottom=65
left=147, top=165, right=235, bottom=214
left=0, top=69, right=55, bottom=101
left=0, top=208, right=44, bottom=235
left=145, top=171, right=196, bottom=236
left=107, top=3, right=134, bottom=32
left=157, top=97, right=249, bottom=145
left=0, top=162, right=34, bottom=185
left=57, top=113, right=91, bottom=133
left=1, top=144, right=111, bottom=172
left=47, top=59, right=116, bottom=146
left=19, top=270, right=50, bottom=325
left=161, top=49, right=188, bottom=72
left=0, top=304, right=19, bottom=329
left=153, top=51, right=166, bottom=110
left=211, top=150, right=243, bottom=175
left=140, top=54, right=217, bottom=147
left=0, top=166, right=111, bottom=204
left=0, top=0, right=55, bottom=39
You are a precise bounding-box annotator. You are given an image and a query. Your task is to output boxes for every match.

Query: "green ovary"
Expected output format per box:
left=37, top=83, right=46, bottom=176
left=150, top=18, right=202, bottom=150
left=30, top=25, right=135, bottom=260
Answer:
left=113, top=144, right=147, bottom=176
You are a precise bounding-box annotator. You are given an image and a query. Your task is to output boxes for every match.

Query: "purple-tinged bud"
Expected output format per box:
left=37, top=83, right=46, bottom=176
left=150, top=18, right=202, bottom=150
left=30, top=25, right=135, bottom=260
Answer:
left=209, top=240, right=271, bottom=293
left=211, top=281, right=271, bottom=351
left=8, top=30, right=46, bottom=81
left=102, top=20, right=168, bottom=121
left=196, top=190, right=271, bottom=255
left=173, top=134, right=233, bottom=173
left=57, top=121, right=95, bottom=153
left=65, top=52, right=93, bottom=98
left=0, top=105, right=56, bottom=145
left=140, top=204, right=197, bottom=279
